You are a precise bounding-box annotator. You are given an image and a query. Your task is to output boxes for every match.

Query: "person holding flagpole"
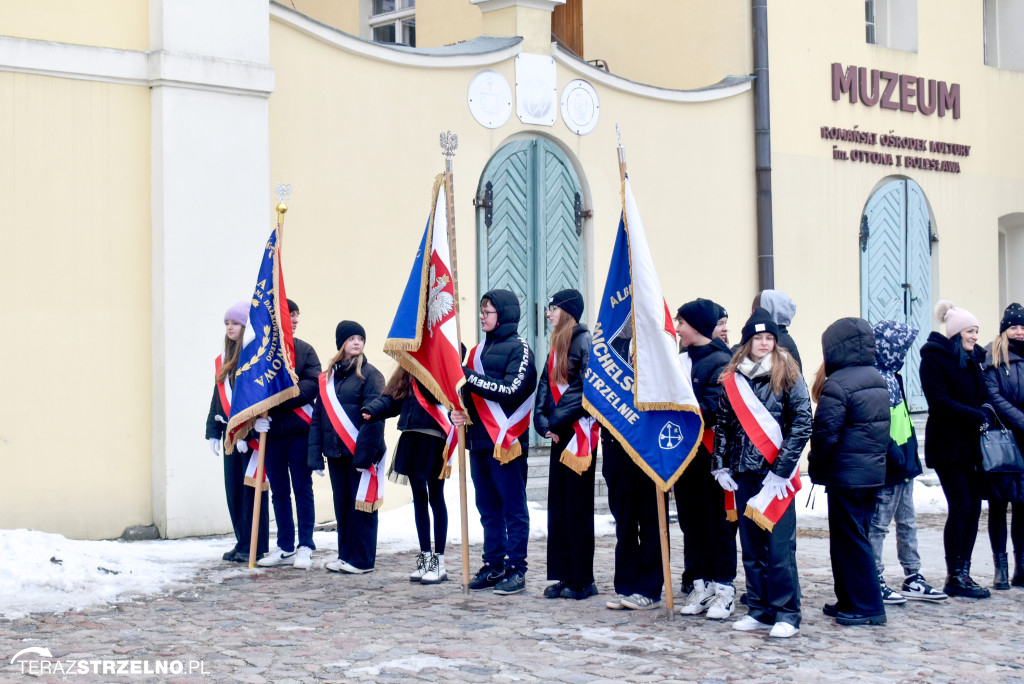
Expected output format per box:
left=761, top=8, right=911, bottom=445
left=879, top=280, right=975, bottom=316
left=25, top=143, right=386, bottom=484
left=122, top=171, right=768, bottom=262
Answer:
left=533, top=289, right=598, bottom=601
left=451, top=289, right=537, bottom=596
left=307, top=321, right=386, bottom=574
left=809, top=317, right=891, bottom=626
left=713, top=308, right=812, bottom=638
left=206, top=300, right=269, bottom=563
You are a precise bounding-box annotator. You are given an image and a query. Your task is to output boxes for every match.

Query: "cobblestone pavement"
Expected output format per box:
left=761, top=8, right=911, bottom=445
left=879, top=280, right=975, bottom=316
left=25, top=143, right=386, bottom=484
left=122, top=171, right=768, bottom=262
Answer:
left=3, top=514, right=1024, bottom=683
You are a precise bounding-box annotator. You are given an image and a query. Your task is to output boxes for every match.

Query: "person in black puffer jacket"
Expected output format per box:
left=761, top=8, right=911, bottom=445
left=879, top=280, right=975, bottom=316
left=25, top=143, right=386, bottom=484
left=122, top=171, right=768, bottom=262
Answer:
left=712, top=308, right=811, bottom=638
left=533, top=289, right=597, bottom=601
left=984, top=303, right=1024, bottom=589
left=920, top=300, right=992, bottom=598
left=452, top=289, right=538, bottom=596
left=362, top=368, right=449, bottom=585
left=307, top=321, right=386, bottom=573
left=809, top=317, right=890, bottom=625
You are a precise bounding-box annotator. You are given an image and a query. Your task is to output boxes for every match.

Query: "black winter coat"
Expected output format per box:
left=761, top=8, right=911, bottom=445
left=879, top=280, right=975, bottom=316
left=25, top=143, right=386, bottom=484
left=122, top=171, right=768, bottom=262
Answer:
left=984, top=343, right=1024, bottom=443
left=463, top=289, right=538, bottom=450
left=267, top=338, right=322, bottom=439
left=362, top=378, right=444, bottom=434
left=919, top=331, right=988, bottom=469
left=712, top=368, right=812, bottom=476
left=687, top=339, right=733, bottom=430
left=534, top=325, right=591, bottom=437
left=307, top=357, right=386, bottom=470
left=808, top=317, right=890, bottom=488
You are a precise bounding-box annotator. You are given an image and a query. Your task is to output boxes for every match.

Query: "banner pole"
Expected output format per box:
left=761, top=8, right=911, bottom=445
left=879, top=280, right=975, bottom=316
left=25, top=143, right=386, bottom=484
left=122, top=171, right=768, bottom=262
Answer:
left=248, top=410, right=270, bottom=569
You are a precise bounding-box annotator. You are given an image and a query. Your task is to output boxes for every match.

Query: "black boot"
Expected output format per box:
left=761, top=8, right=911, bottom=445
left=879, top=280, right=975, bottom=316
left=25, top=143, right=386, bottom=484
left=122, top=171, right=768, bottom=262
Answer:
left=1013, top=552, right=1024, bottom=587
left=943, top=557, right=961, bottom=596
left=994, top=553, right=1011, bottom=590
left=945, top=559, right=990, bottom=598
left=960, top=561, right=991, bottom=598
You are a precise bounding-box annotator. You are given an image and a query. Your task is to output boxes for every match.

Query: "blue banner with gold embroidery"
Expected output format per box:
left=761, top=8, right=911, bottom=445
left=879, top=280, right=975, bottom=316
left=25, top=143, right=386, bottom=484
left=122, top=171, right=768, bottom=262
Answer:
left=225, top=226, right=300, bottom=451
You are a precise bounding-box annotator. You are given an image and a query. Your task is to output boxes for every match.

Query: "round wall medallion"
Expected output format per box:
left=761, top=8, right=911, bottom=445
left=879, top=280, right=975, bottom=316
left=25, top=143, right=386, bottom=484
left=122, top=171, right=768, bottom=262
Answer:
left=467, top=70, right=513, bottom=129
left=560, top=79, right=600, bottom=135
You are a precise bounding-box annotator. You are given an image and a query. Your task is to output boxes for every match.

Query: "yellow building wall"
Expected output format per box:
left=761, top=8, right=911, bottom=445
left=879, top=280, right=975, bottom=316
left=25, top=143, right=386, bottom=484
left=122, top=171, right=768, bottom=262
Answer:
left=289, top=0, right=361, bottom=35
left=417, top=0, right=483, bottom=48
left=768, top=0, right=1024, bottom=376
left=0, top=0, right=148, bottom=51
left=0, top=72, right=152, bottom=539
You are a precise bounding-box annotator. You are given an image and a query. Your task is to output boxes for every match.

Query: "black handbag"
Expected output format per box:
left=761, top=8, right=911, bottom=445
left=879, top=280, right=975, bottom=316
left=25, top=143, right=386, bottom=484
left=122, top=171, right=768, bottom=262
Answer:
left=980, top=410, right=1024, bottom=474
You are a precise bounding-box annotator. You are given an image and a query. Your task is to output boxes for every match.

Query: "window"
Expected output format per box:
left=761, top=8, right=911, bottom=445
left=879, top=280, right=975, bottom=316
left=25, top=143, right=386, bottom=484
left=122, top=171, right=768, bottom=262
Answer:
left=864, top=0, right=917, bottom=52
left=369, top=0, right=415, bottom=47
left=985, top=0, right=1024, bottom=70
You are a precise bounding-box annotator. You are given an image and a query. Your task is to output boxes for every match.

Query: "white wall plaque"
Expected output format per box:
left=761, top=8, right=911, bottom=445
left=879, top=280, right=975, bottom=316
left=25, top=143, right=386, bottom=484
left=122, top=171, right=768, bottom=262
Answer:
left=515, top=53, right=557, bottom=126
left=560, top=79, right=599, bottom=135
left=467, top=69, right=513, bottom=129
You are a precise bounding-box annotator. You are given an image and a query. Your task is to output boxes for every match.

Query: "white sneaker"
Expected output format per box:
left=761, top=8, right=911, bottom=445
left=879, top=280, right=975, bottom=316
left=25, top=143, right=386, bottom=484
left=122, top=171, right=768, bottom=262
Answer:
left=292, top=546, right=313, bottom=570
left=334, top=559, right=373, bottom=574
left=325, top=559, right=345, bottom=573
left=421, top=553, right=448, bottom=584
left=733, top=615, right=771, bottom=632
left=409, top=552, right=430, bottom=582
left=605, top=595, right=629, bottom=610
left=769, top=622, right=799, bottom=638
left=679, top=579, right=716, bottom=615
left=705, top=583, right=736, bottom=619
left=620, top=593, right=661, bottom=610
left=256, top=547, right=296, bottom=567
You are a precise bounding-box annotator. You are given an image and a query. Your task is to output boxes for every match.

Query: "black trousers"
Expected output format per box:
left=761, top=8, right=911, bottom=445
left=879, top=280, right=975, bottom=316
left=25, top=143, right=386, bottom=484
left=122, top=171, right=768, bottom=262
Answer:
left=827, top=486, right=884, bottom=616
left=327, top=457, right=378, bottom=570
left=736, top=473, right=800, bottom=627
left=547, top=432, right=596, bottom=588
left=934, top=464, right=983, bottom=563
left=223, top=450, right=269, bottom=555
left=673, top=448, right=737, bottom=587
left=602, top=430, right=665, bottom=601
left=989, top=499, right=1024, bottom=555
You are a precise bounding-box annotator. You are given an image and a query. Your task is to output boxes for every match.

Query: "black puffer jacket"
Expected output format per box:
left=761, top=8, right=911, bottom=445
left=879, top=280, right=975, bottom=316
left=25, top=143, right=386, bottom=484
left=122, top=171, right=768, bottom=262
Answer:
left=808, top=317, right=890, bottom=488
left=688, top=339, right=733, bottom=430
left=534, top=325, right=591, bottom=437
left=712, top=366, right=812, bottom=476
left=463, top=289, right=538, bottom=451
left=267, top=338, right=322, bottom=439
left=985, top=341, right=1024, bottom=443
left=919, top=331, right=988, bottom=469
left=362, top=378, right=444, bottom=434
left=307, top=356, right=386, bottom=470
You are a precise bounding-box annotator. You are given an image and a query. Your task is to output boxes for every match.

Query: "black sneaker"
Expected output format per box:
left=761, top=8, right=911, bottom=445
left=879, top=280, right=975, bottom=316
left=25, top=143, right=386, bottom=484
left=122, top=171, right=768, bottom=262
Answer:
left=543, top=581, right=567, bottom=599
left=468, top=565, right=505, bottom=591
left=494, top=570, right=526, bottom=595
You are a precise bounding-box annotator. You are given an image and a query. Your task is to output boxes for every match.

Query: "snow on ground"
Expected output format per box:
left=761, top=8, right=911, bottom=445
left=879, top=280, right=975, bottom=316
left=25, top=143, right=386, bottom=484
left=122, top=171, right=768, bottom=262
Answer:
left=0, top=471, right=940, bottom=620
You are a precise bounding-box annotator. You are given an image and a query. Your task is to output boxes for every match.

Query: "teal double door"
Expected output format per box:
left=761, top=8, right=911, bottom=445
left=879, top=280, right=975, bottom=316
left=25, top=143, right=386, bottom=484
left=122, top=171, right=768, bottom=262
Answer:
left=476, top=138, right=586, bottom=442
left=860, top=178, right=933, bottom=412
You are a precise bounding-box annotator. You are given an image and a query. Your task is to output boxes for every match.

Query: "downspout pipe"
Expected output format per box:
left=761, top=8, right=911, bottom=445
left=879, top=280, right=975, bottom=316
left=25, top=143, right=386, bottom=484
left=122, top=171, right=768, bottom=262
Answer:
left=752, top=0, right=774, bottom=289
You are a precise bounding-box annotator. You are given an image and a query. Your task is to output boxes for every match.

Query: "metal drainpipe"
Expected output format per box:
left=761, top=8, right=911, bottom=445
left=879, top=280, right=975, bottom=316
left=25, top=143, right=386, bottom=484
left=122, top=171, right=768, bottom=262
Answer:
left=752, top=0, right=774, bottom=290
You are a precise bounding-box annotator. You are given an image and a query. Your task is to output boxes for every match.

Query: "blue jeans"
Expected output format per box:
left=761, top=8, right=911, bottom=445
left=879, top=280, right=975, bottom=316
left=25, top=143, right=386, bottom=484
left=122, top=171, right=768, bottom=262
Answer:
left=264, top=433, right=316, bottom=552
left=470, top=447, right=530, bottom=572
left=869, top=480, right=921, bottom=577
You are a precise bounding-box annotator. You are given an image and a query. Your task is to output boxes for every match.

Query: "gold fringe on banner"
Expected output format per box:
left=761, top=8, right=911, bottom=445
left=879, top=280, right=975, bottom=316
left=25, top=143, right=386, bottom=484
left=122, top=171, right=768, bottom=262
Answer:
left=744, top=504, right=777, bottom=532
left=355, top=499, right=384, bottom=513
left=494, top=441, right=522, bottom=464
left=726, top=509, right=738, bottom=523
left=243, top=477, right=270, bottom=491
left=439, top=465, right=452, bottom=480
left=559, top=452, right=592, bottom=475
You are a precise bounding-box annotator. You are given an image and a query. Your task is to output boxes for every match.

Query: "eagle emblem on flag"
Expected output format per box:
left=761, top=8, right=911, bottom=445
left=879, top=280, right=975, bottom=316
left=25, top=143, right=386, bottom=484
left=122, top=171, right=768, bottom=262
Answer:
left=427, top=264, right=454, bottom=336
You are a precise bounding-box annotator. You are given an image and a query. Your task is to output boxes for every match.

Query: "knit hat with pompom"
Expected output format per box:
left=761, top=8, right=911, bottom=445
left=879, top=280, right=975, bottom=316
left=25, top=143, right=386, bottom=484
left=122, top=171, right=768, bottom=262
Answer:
left=935, top=299, right=979, bottom=339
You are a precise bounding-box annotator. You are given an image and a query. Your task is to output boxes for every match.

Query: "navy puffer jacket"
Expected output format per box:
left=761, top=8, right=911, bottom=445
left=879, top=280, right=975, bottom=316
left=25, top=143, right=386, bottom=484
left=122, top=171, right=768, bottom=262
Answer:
left=808, top=317, right=890, bottom=488
left=984, top=340, right=1024, bottom=444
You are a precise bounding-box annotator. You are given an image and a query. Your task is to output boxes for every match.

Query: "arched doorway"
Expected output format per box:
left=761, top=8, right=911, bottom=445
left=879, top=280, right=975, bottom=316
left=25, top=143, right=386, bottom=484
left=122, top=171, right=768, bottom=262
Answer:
left=860, top=177, right=935, bottom=412
left=476, top=137, right=587, bottom=442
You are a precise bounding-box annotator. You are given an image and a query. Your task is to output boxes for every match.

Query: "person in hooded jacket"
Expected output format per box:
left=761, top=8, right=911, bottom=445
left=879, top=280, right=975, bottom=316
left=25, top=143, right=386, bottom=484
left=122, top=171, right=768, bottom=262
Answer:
left=307, top=321, right=386, bottom=574
left=673, top=298, right=737, bottom=618
left=451, top=289, right=538, bottom=596
left=809, top=317, right=890, bottom=625
left=868, top=320, right=947, bottom=604
left=257, top=300, right=322, bottom=571
left=205, top=300, right=269, bottom=563
left=919, top=300, right=992, bottom=598
left=712, top=308, right=811, bottom=638
left=753, top=290, right=802, bottom=370
left=533, top=289, right=597, bottom=600
left=983, top=302, right=1024, bottom=589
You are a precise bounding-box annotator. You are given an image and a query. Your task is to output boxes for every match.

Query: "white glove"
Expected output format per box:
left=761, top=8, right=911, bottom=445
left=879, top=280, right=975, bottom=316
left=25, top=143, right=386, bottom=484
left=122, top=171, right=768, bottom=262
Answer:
left=712, top=468, right=738, bottom=492
left=314, top=469, right=325, bottom=478
left=254, top=417, right=271, bottom=433
left=763, top=471, right=795, bottom=501
left=208, top=438, right=221, bottom=456
left=236, top=440, right=250, bottom=454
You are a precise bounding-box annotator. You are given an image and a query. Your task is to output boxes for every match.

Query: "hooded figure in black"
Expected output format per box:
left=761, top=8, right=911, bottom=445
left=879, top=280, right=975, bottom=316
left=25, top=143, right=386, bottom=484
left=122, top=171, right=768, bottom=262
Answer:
left=809, top=317, right=890, bottom=625
left=457, top=289, right=537, bottom=595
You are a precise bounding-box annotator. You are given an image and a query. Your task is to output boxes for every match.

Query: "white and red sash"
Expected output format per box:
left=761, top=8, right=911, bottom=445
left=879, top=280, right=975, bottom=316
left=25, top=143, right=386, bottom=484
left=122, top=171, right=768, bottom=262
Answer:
left=468, top=342, right=535, bottom=464
left=548, top=353, right=598, bottom=475
left=215, top=353, right=233, bottom=416
left=319, top=371, right=383, bottom=512
left=722, top=372, right=801, bottom=532
left=293, top=404, right=313, bottom=425
left=411, top=382, right=457, bottom=479
left=216, top=355, right=268, bottom=489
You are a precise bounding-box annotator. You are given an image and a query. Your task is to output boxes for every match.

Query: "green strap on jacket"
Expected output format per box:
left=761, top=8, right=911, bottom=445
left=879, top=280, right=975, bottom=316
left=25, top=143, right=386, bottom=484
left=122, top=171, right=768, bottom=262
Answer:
left=890, top=400, right=913, bottom=446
